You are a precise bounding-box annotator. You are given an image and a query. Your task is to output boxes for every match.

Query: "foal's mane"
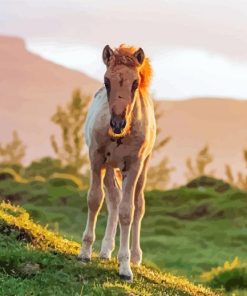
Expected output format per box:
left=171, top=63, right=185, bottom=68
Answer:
left=110, top=44, right=152, bottom=93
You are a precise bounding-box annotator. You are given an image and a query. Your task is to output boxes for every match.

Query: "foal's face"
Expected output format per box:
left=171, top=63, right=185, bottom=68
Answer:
left=104, top=65, right=139, bottom=135
left=102, top=45, right=145, bottom=137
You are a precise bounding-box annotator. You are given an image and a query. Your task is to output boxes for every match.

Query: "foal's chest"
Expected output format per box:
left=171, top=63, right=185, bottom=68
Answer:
left=103, top=136, right=142, bottom=169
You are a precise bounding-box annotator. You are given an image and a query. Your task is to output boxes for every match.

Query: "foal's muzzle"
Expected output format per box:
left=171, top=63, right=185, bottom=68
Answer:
left=110, top=115, right=126, bottom=135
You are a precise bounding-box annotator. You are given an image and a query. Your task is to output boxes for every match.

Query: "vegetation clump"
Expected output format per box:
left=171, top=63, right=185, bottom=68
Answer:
left=186, top=176, right=230, bottom=193
left=201, top=257, right=247, bottom=292
left=0, top=167, right=27, bottom=183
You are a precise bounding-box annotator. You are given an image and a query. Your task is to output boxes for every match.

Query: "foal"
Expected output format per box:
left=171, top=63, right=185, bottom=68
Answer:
left=79, top=44, right=156, bottom=281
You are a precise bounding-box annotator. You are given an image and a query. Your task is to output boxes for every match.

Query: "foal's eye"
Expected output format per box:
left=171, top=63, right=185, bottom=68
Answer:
left=104, top=78, right=111, bottom=91
left=132, top=79, right=139, bottom=92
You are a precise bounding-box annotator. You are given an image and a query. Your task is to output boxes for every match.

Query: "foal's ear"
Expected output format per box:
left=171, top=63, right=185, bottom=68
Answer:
left=133, top=48, right=145, bottom=65
left=102, top=45, right=114, bottom=66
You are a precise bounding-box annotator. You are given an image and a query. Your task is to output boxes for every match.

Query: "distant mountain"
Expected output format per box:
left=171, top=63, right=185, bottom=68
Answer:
left=0, top=35, right=101, bottom=163
left=0, top=36, right=246, bottom=185
left=156, top=98, right=247, bottom=185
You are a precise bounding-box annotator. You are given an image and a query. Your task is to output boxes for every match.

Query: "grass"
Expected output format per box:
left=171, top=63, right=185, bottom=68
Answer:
left=0, top=175, right=247, bottom=294
left=0, top=202, right=218, bottom=296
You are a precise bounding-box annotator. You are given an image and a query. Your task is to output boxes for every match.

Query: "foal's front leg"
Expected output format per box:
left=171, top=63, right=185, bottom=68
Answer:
left=118, top=160, right=143, bottom=281
left=100, top=168, right=121, bottom=259
left=131, top=156, right=149, bottom=265
left=79, top=166, right=104, bottom=261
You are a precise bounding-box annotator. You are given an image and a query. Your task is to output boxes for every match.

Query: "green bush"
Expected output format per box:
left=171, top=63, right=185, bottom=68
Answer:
left=0, top=163, right=23, bottom=174
left=0, top=171, right=14, bottom=181
left=208, top=267, right=247, bottom=291
left=24, top=157, right=63, bottom=178
left=186, top=176, right=230, bottom=193
left=201, top=257, right=247, bottom=292
left=0, top=168, right=27, bottom=183
left=48, top=173, right=84, bottom=189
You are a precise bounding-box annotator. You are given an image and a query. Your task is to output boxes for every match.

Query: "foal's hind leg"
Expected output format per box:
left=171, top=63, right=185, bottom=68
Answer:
left=131, top=156, right=149, bottom=265
left=79, top=166, right=104, bottom=262
left=100, top=168, right=121, bottom=259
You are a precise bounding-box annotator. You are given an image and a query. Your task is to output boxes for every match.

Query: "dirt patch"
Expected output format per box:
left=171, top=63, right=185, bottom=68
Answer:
left=0, top=222, right=34, bottom=243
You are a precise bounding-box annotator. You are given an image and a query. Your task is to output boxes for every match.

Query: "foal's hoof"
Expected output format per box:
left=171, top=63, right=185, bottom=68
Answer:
left=119, top=274, right=133, bottom=282
left=119, top=261, right=133, bottom=282
left=99, top=250, right=111, bottom=261
left=77, top=255, right=91, bottom=263
left=100, top=255, right=110, bottom=261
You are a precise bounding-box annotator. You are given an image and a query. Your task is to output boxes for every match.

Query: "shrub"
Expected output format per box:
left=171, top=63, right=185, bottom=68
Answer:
left=208, top=267, right=247, bottom=291
left=0, top=168, right=27, bottom=183
left=50, top=90, right=89, bottom=174
left=186, top=176, right=230, bottom=193
left=48, top=173, right=84, bottom=189
left=0, top=130, right=26, bottom=165
left=24, top=157, right=63, bottom=178
left=185, top=145, right=214, bottom=181
left=201, top=257, right=247, bottom=291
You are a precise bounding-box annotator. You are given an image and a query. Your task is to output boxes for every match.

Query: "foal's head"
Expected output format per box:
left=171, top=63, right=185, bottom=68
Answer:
left=102, top=44, right=152, bottom=137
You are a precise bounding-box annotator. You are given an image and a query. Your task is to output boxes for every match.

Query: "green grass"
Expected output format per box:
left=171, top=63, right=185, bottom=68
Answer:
left=0, top=176, right=247, bottom=294
left=0, top=205, right=217, bottom=296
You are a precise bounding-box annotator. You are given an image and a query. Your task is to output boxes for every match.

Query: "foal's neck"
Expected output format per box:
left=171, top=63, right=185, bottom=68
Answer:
left=132, top=90, right=147, bottom=122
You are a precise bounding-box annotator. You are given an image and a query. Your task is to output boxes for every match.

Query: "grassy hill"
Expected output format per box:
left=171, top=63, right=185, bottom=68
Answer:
left=0, top=202, right=217, bottom=296
left=0, top=172, right=247, bottom=294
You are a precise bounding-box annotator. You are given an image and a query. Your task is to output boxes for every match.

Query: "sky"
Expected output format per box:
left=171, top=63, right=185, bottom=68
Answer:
left=1, top=0, right=247, bottom=99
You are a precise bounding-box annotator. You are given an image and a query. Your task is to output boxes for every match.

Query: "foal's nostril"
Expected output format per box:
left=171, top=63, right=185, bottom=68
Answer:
left=120, top=119, right=126, bottom=129
left=110, top=119, right=116, bottom=129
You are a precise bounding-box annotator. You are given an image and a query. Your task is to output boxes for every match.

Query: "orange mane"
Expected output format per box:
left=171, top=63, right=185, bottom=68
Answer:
left=110, top=44, right=152, bottom=93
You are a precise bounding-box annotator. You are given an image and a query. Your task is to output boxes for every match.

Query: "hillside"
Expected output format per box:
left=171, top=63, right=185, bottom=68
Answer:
left=1, top=170, right=247, bottom=294
left=0, top=202, right=217, bottom=296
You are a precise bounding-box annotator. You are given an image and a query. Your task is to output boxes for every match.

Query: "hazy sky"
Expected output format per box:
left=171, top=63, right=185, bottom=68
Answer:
left=1, top=0, right=247, bottom=99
